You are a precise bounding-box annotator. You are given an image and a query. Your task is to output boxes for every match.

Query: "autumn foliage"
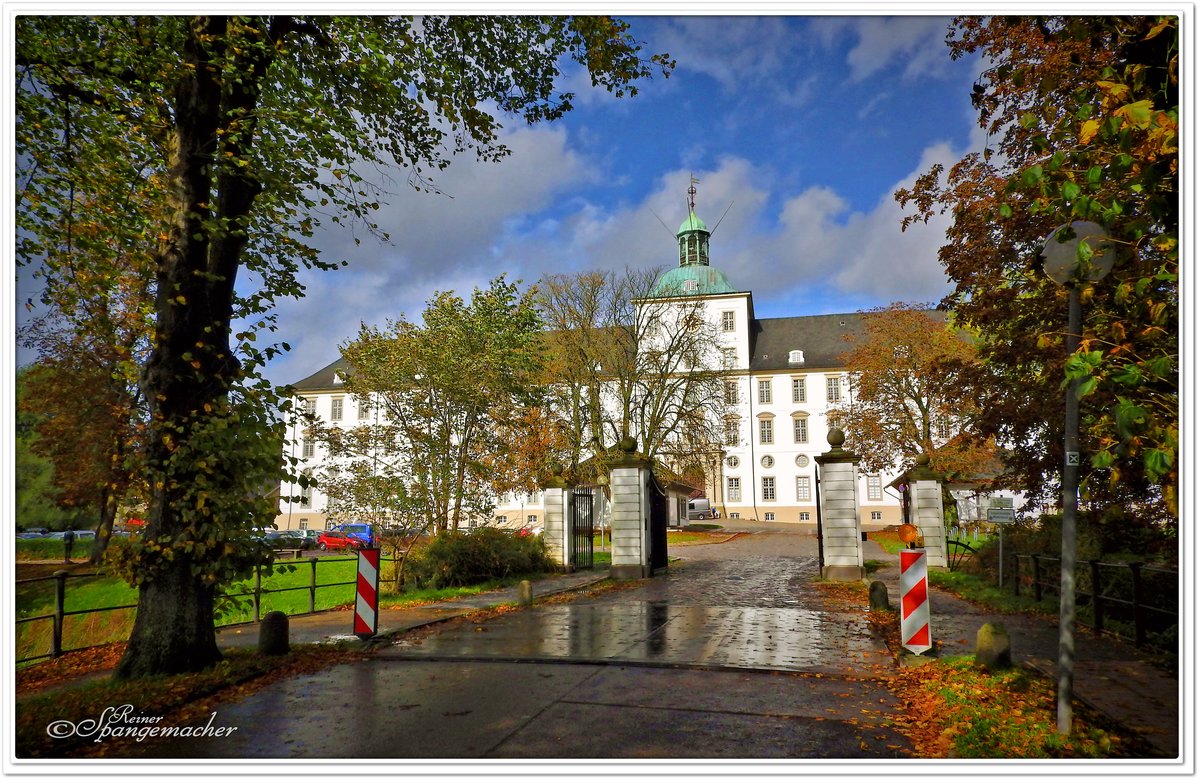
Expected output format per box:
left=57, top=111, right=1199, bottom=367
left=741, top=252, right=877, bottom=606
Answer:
left=896, top=17, right=1178, bottom=519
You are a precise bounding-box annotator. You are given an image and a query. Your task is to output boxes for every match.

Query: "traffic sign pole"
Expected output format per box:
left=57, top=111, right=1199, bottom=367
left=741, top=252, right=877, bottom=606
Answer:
left=899, top=549, right=931, bottom=655
left=354, top=547, right=380, bottom=640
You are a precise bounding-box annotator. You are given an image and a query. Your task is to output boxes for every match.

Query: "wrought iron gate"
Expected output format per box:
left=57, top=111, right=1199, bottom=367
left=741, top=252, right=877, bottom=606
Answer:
left=647, top=473, right=669, bottom=573
left=569, top=487, right=594, bottom=570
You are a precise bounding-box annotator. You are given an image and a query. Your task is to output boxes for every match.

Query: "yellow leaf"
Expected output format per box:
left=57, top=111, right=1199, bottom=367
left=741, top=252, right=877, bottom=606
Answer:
left=1079, top=118, right=1100, bottom=145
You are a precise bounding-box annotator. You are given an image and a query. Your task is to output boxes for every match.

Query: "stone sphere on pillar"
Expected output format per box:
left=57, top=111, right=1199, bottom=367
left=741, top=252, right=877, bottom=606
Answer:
left=827, top=428, right=846, bottom=448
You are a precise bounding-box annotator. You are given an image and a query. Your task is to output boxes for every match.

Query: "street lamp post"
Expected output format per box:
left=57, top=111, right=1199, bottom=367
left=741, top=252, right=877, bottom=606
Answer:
left=1040, top=220, right=1114, bottom=735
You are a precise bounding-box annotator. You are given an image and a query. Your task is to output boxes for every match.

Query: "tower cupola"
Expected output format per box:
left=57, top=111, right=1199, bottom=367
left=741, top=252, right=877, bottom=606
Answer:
left=677, top=179, right=710, bottom=267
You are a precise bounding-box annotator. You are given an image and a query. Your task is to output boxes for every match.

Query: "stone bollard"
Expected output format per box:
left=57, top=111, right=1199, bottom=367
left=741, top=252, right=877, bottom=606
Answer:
left=974, top=622, right=1012, bottom=670
left=258, top=610, right=290, bottom=656
left=868, top=580, right=891, bottom=611
left=517, top=580, right=533, bottom=607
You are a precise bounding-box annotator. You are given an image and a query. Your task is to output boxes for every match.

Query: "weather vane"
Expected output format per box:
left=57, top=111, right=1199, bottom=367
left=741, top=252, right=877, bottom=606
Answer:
left=688, top=174, right=699, bottom=212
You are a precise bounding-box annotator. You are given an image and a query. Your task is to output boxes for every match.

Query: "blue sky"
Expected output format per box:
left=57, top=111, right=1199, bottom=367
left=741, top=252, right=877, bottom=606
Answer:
left=263, top=14, right=988, bottom=386
left=12, top=13, right=993, bottom=387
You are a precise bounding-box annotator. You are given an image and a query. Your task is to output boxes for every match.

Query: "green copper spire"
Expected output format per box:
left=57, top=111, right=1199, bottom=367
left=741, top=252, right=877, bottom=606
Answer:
left=651, top=177, right=737, bottom=297
left=676, top=177, right=710, bottom=267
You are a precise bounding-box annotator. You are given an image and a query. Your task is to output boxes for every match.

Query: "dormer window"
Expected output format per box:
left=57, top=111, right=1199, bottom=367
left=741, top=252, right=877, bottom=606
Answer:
left=683, top=279, right=699, bottom=293
left=788, top=350, right=805, bottom=365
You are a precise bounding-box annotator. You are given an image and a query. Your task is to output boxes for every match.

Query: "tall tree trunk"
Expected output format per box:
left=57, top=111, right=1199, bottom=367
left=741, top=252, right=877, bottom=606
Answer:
left=116, top=16, right=271, bottom=678
left=89, top=485, right=120, bottom=564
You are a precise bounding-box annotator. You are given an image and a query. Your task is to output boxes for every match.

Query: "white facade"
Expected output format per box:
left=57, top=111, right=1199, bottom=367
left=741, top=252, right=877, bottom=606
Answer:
left=279, top=202, right=911, bottom=531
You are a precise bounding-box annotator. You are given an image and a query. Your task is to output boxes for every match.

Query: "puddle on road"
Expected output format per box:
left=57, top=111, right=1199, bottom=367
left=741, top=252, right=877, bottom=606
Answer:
left=386, top=603, right=880, bottom=673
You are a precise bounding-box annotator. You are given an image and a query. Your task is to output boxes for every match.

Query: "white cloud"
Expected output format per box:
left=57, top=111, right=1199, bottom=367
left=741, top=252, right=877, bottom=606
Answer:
left=261, top=123, right=595, bottom=384
left=812, top=16, right=953, bottom=83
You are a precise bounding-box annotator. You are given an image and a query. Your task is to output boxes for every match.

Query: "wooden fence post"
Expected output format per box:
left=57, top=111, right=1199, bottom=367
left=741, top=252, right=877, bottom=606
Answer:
left=1129, top=562, right=1145, bottom=645
left=309, top=557, right=318, bottom=614
left=1089, top=560, right=1104, bottom=632
left=52, top=570, right=68, bottom=658
left=253, top=565, right=262, bottom=622
left=1012, top=555, right=1021, bottom=597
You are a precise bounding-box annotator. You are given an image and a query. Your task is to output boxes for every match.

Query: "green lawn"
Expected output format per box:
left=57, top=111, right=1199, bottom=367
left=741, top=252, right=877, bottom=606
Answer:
left=16, top=556, right=368, bottom=662
left=16, top=553, right=572, bottom=663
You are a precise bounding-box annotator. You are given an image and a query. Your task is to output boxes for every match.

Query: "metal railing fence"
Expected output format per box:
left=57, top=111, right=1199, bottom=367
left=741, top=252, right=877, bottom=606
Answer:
left=16, top=553, right=397, bottom=665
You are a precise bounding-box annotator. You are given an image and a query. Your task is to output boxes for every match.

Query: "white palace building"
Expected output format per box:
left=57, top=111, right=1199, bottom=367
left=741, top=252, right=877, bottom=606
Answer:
left=277, top=196, right=914, bottom=533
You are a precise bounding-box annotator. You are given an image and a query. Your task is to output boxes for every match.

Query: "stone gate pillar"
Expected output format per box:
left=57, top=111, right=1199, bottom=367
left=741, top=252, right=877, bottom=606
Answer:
left=608, top=437, right=652, bottom=580
left=910, top=454, right=948, bottom=568
left=540, top=467, right=570, bottom=569
left=815, top=429, right=864, bottom=581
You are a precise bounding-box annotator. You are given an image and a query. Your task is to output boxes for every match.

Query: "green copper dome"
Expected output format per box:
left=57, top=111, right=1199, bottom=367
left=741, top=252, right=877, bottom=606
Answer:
left=652, top=265, right=737, bottom=297
left=677, top=210, right=708, bottom=235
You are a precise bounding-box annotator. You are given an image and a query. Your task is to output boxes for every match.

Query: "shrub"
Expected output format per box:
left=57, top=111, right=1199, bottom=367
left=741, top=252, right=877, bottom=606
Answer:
left=404, top=528, right=553, bottom=589
left=15, top=538, right=95, bottom=562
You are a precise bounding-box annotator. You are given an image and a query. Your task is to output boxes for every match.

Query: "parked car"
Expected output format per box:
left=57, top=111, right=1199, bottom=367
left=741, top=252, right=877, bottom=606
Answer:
left=329, top=522, right=374, bottom=547
left=316, top=530, right=365, bottom=552
left=267, top=530, right=315, bottom=550
left=16, top=532, right=45, bottom=539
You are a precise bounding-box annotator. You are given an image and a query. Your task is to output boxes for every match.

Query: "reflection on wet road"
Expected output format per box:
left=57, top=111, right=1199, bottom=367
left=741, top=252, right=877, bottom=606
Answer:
left=385, top=549, right=890, bottom=675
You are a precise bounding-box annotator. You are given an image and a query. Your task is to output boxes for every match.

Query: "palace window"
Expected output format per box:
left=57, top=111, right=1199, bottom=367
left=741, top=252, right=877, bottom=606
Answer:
left=358, top=400, right=371, bottom=420
left=792, top=377, right=806, bottom=403
left=722, top=311, right=736, bottom=332
left=799, top=512, right=810, bottom=522
left=727, top=477, right=742, bottom=502
left=330, top=396, right=344, bottom=421
left=724, top=419, right=740, bottom=446
left=722, top=348, right=737, bottom=369
left=759, top=419, right=773, bottom=444
left=303, top=396, right=317, bottom=416
left=871, top=511, right=883, bottom=521
left=758, top=379, right=772, bottom=404
left=762, top=477, right=776, bottom=501
left=793, top=417, right=808, bottom=444
left=725, top=382, right=739, bottom=405
left=796, top=476, right=811, bottom=502
left=867, top=474, right=883, bottom=501
left=826, top=376, right=841, bottom=403
left=764, top=512, right=776, bottom=522
left=302, top=438, right=314, bottom=458
left=299, top=471, right=313, bottom=507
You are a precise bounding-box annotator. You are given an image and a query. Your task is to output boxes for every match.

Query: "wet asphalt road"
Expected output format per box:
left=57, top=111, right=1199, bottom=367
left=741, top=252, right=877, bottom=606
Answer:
left=128, top=526, right=913, bottom=759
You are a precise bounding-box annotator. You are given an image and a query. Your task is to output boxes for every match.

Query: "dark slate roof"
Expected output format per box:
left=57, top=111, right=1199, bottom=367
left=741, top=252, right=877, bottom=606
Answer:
left=749, top=310, right=950, bottom=371
left=289, top=357, right=350, bottom=391
left=748, top=312, right=868, bottom=371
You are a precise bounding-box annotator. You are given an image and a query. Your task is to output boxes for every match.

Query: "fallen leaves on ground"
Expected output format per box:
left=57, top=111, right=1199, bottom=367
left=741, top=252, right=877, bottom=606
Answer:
left=16, top=643, right=127, bottom=696
left=815, top=574, right=1135, bottom=758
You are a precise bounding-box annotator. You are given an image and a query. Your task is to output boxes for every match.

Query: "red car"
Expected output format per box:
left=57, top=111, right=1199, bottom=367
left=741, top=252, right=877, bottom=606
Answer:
left=316, top=530, right=365, bottom=552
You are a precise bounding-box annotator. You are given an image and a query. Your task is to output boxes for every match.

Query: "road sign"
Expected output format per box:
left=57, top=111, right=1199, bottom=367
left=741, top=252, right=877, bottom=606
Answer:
left=989, top=497, right=1014, bottom=509
left=899, top=549, right=932, bottom=655
left=354, top=547, right=380, bottom=640
left=987, top=508, right=1016, bottom=524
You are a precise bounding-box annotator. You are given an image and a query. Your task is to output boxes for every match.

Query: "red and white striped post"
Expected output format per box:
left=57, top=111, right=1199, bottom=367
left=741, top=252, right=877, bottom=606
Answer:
left=354, top=547, right=380, bottom=640
left=899, top=548, right=932, bottom=655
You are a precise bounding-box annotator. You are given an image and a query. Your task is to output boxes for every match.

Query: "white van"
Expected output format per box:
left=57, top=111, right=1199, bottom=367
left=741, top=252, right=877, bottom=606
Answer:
left=687, top=499, right=712, bottom=521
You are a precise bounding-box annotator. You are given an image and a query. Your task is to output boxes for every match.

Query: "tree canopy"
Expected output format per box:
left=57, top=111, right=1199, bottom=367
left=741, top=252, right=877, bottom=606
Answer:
left=896, top=16, right=1177, bottom=518
left=537, top=269, right=730, bottom=481
left=828, top=303, right=996, bottom=481
left=332, top=277, right=546, bottom=533
left=16, top=14, right=670, bottom=678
